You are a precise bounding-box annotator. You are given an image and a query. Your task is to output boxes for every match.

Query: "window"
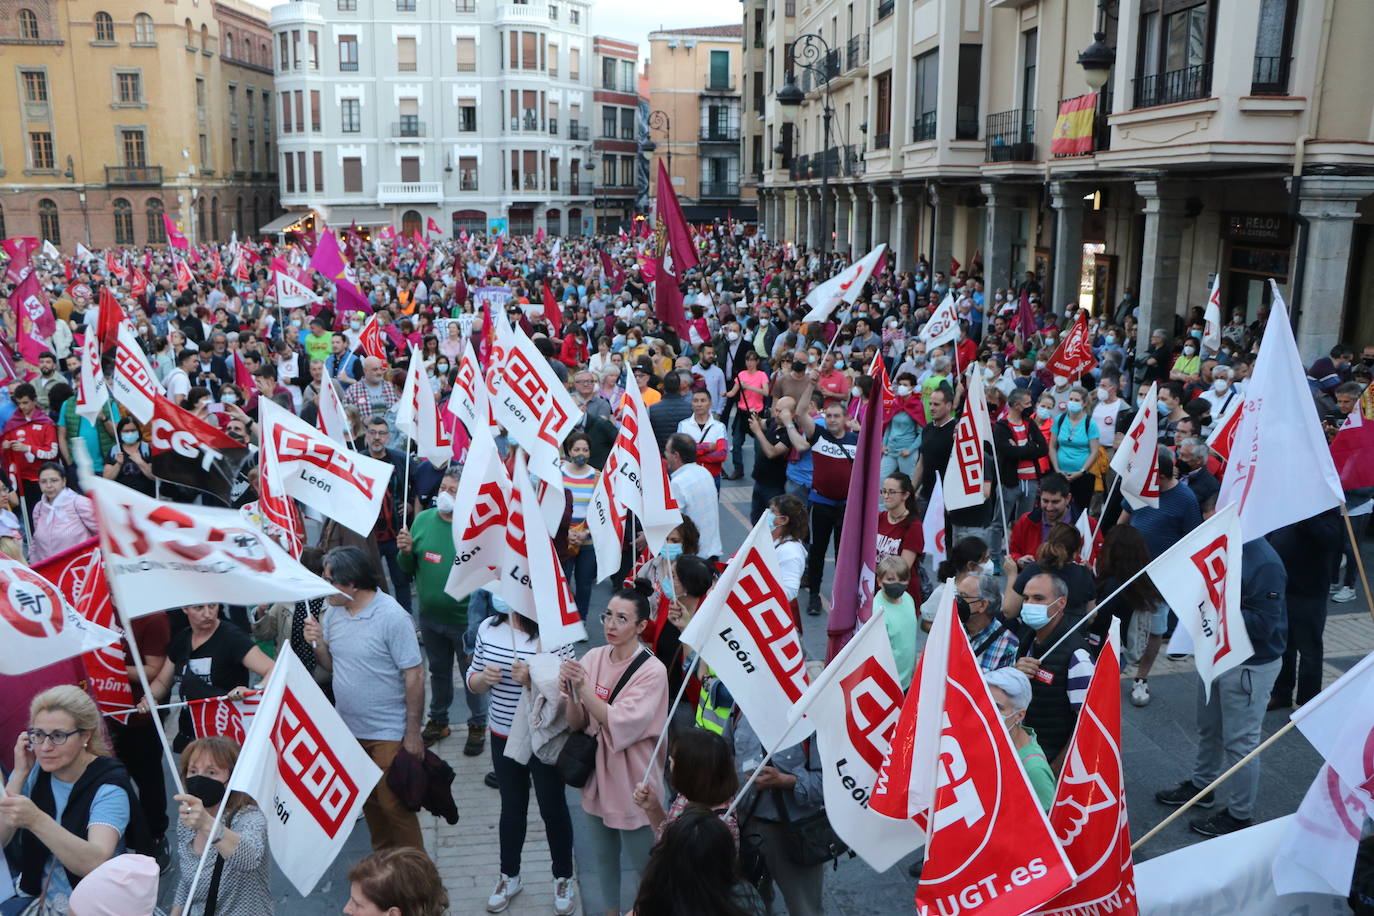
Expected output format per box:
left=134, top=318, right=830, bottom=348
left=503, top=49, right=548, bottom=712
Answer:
left=620, top=156, right=633, bottom=187
left=198, top=133, right=208, bottom=165
left=279, top=32, right=289, bottom=70
left=248, top=139, right=255, bottom=168
left=548, top=43, right=558, bottom=76
left=196, top=77, right=206, bottom=109
left=399, top=97, right=419, bottom=135
left=281, top=93, right=292, bottom=132
left=458, top=100, right=477, bottom=131
left=37, top=199, right=59, bottom=245
left=341, top=98, right=361, bottom=132
left=708, top=50, right=730, bottom=89
left=21, top=70, right=47, bottom=103
left=521, top=31, right=536, bottom=69
left=291, top=29, right=299, bottom=66
left=311, top=90, right=321, bottom=131
left=117, top=70, right=143, bottom=104
left=313, top=151, right=324, bottom=191
left=263, top=90, right=271, bottom=129
left=294, top=90, right=304, bottom=131
left=308, top=30, right=319, bottom=69
left=340, top=35, right=358, bottom=70
left=228, top=85, right=237, bottom=116
left=911, top=52, right=936, bottom=141
left=601, top=155, right=615, bottom=187
left=401, top=156, right=420, bottom=182
left=1020, top=29, right=1038, bottom=118
left=456, top=36, right=475, bottom=71
left=620, top=107, right=635, bottom=140
left=569, top=8, right=578, bottom=23
left=1252, top=0, right=1296, bottom=93
left=146, top=199, right=166, bottom=242
left=955, top=45, right=980, bottom=139
left=186, top=18, right=195, bottom=46
left=284, top=153, right=295, bottom=192
left=873, top=70, right=892, bottom=147
left=29, top=131, right=54, bottom=169
left=201, top=24, right=209, bottom=52
left=113, top=198, right=134, bottom=244
left=456, top=0, right=475, bottom=10
left=398, top=0, right=415, bottom=9
left=570, top=47, right=579, bottom=80
left=549, top=3, right=558, bottom=18
left=225, top=33, right=234, bottom=58
left=342, top=157, right=363, bottom=192
left=231, top=137, right=239, bottom=168
left=458, top=156, right=477, bottom=190
left=18, top=9, right=38, bottom=40
left=602, top=56, right=616, bottom=90
left=94, top=11, right=114, bottom=42
left=397, top=36, right=417, bottom=71
left=338, top=0, right=356, bottom=9
left=246, top=91, right=254, bottom=119
left=602, top=107, right=617, bottom=138
left=121, top=129, right=146, bottom=167
left=296, top=151, right=305, bottom=189
left=134, top=13, right=153, bottom=42
left=1136, top=0, right=1214, bottom=107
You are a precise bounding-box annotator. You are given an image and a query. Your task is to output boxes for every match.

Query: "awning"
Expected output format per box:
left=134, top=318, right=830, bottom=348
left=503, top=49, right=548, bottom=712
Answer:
left=320, top=206, right=392, bottom=227
left=259, top=211, right=311, bottom=234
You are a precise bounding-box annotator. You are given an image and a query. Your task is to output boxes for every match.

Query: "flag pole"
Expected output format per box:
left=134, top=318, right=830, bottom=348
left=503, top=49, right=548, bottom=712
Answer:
left=1038, top=562, right=1150, bottom=659
left=1130, top=718, right=1297, bottom=851
left=1340, top=502, right=1374, bottom=626
left=987, top=441, right=1010, bottom=554
left=182, top=787, right=231, bottom=911
left=639, top=649, right=699, bottom=787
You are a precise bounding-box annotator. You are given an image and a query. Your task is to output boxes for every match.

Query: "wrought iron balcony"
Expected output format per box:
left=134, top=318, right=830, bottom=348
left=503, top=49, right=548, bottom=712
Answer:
left=1132, top=62, right=1212, bottom=109
left=105, top=165, right=163, bottom=185
left=1251, top=56, right=1291, bottom=96
left=985, top=108, right=1035, bottom=161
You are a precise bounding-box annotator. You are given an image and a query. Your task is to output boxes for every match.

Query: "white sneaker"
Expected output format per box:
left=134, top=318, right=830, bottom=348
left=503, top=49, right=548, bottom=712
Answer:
left=1333, top=586, right=1358, bottom=603
left=553, top=876, right=577, bottom=916
left=1330, top=583, right=1343, bottom=595
left=1130, top=679, right=1151, bottom=707
left=487, top=874, right=522, bottom=913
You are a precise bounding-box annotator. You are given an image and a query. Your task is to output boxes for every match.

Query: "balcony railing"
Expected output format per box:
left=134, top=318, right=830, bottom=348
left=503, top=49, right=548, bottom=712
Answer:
left=704, top=77, right=735, bottom=91
left=821, top=49, right=840, bottom=80
left=392, top=119, right=424, bottom=137
left=912, top=111, right=936, bottom=142
left=1251, top=56, right=1291, bottom=96
left=548, top=118, right=559, bottom=135
left=458, top=176, right=478, bottom=191
left=877, top=0, right=893, bottom=19
left=845, top=34, right=868, bottom=71
left=600, top=77, right=636, bottom=93
left=1132, top=62, right=1212, bottom=109
left=986, top=108, right=1035, bottom=161
left=788, top=153, right=809, bottom=181
left=511, top=115, right=539, bottom=131
left=105, top=165, right=163, bottom=185
left=1051, top=92, right=1113, bottom=157
left=568, top=123, right=588, bottom=140
left=700, top=126, right=740, bottom=141
left=753, top=93, right=764, bottom=113
left=874, top=131, right=890, bottom=149
left=377, top=181, right=443, bottom=202
left=700, top=180, right=740, bottom=198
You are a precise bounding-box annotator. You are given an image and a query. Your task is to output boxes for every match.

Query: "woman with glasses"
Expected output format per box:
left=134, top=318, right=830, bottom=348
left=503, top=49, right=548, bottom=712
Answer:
left=560, top=581, right=668, bottom=916
left=0, top=686, right=139, bottom=915
left=876, top=472, right=925, bottom=599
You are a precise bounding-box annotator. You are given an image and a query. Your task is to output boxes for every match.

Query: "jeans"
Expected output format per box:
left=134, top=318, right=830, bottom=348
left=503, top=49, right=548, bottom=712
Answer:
left=750, top=482, right=785, bottom=525
left=490, top=733, right=574, bottom=879
left=804, top=500, right=845, bottom=592
left=562, top=547, right=597, bottom=621
left=359, top=739, right=424, bottom=850
left=1003, top=479, right=1038, bottom=529
left=418, top=615, right=488, bottom=728
left=879, top=447, right=917, bottom=481
left=1273, top=593, right=1327, bottom=705
left=729, top=412, right=750, bottom=476
left=582, top=813, right=654, bottom=914
left=377, top=538, right=413, bottom=613
left=1191, top=658, right=1282, bottom=820
left=467, top=588, right=496, bottom=654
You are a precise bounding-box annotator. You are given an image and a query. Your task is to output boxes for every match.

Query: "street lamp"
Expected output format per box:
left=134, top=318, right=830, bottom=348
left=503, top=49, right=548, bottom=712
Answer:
left=777, top=33, right=835, bottom=256
left=1077, top=1, right=1116, bottom=90
left=640, top=109, right=672, bottom=180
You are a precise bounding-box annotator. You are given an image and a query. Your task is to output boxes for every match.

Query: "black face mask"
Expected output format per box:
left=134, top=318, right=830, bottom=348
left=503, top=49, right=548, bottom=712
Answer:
left=791, top=361, right=806, bottom=374
left=186, top=774, right=227, bottom=809
left=881, top=582, right=908, bottom=600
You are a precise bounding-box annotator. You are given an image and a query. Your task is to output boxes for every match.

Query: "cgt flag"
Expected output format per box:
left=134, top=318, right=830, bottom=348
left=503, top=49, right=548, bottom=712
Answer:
left=148, top=393, right=251, bottom=506
left=0, top=555, right=120, bottom=676
left=1110, top=381, right=1160, bottom=509
left=228, top=647, right=381, bottom=896
left=679, top=513, right=812, bottom=750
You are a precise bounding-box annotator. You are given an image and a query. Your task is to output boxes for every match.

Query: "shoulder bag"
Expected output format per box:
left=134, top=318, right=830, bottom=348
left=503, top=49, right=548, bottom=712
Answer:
left=556, top=648, right=651, bottom=788
left=772, top=741, right=850, bottom=867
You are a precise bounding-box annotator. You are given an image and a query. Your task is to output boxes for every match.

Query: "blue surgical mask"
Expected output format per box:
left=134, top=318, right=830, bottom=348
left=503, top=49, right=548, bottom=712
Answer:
left=662, top=542, right=683, bottom=561
left=1105, top=334, right=1116, bottom=345
left=1066, top=400, right=1083, bottom=414
left=1036, top=406, right=1052, bottom=420
left=121, top=431, right=140, bottom=445
left=1021, top=601, right=1056, bottom=630
left=1189, top=329, right=1203, bottom=340
left=1157, top=399, right=1171, bottom=415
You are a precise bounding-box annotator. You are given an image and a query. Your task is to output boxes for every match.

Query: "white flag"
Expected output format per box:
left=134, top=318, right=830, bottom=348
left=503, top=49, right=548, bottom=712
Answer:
left=273, top=266, right=323, bottom=309
left=448, top=339, right=488, bottom=434
left=1109, top=381, right=1160, bottom=509
left=0, top=557, right=120, bottom=676
left=1291, top=649, right=1374, bottom=803
left=75, top=332, right=109, bottom=423
left=446, top=422, right=512, bottom=599
left=1217, top=281, right=1343, bottom=540
left=1272, top=764, right=1369, bottom=897
left=1144, top=502, right=1253, bottom=698
left=922, top=471, right=947, bottom=570
left=786, top=609, right=924, bottom=872
left=40, top=239, right=60, bottom=262
left=90, top=476, right=338, bottom=615
left=585, top=451, right=629, bottom=583
left=227, top=647, right=380, bottom=896
left=110, top=322, right=165, bottom=423
left=396, top=347, right=453, bottom=467
left=259, top=400, right=394, bottom=537
left=802, top=244, right=887, bottom=322
left=75, top=242, right=94, bottom=263
left=600, top=368, right=683, bottom=555
left=918, top=292, right=961, bottom=349
left=943, top=368, right=992, bottom=512
left=1202, top=274, right=1222, bottom=356
left=679, top=513, right=812, bottom=750
left=499, top=452, right=587, bottom=647
left=315, top=375, right=352, bottom=448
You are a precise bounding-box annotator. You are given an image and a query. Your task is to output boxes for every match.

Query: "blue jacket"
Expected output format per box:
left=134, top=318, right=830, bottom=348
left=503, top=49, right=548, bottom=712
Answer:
left=1240, top=538, right=1287, bottom=665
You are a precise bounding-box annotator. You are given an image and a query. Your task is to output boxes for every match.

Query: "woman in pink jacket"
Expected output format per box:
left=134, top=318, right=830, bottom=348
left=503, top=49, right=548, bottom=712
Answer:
left=29, top=462, right=97, bottom=564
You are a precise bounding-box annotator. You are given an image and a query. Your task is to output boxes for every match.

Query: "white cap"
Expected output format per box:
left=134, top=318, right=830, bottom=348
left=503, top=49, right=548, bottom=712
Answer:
left=985, top=667, right=1033, bottom=711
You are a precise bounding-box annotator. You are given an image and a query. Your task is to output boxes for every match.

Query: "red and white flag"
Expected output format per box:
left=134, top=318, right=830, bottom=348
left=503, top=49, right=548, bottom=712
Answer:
left=1273, top=763, right=1370, bottom=898
left=75, top=332, right=110, bottom=424
left=446, top=422, right=513, bottom=600
left=447, top=339, right=488, bottom=434
left=1202, top=274, right=1222, bottom=356
left=260, top=400, right=394, bottom=536
left=426, top=216, right=443, bottom=238
left=1109, top=381, right=1159, bottom=509
left=190, top=692, right=262, bottom=744
left=1330, top=406, right=1374, bottom=490
left=943, top=366, right=994, bottom=512
left=1206, top=399, right=1244, bottom=464
left=1045, top=312, right=1097, bottom=382
left=111, top=322, right=165, bottom=423
left=918, top=292, right=960, bottom=349
left=1074, top=510, right=1103, bottom=572
left=802, top=244, right=888, bottom=322
left=396, top=348, right=452, bottom=467
left=1218, top=281, right=1343, bottom=541
left=315, top=376, right=352, bottom=448
left=1291, top=649, right=1374, bottom=815
left=273, top=263, right=323, bottom=310
left=0, top=555, right=120, bottom=676
left=1145, top=502, right=1253, bottom=698
left=89, top=475, right=336, bottom=615
left=358, top=314, right=387, bottom=361
left=1036, top=639, right=1136, bottom=915
left=500, top=452, right=587, bottom=648
left=174, top=258, right=194, bottom=292
left=586, top=416, right=632, bottom=583
left=679, top=513, right=812, bottom=750
left=922, top=472, right=947, bottom=570
left=785, top=609, right=924, bottom=871
left=227, top=647, right=380, bottom=895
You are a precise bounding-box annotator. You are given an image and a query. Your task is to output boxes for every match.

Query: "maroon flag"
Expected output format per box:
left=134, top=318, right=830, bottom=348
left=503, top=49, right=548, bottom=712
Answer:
left=653, top=159, right=699, bottom=273
left=599, top=248, right=626, bottom=293
left=454, top=272, right=469, bottom=307
left=1012, top=289, right=1038, bottom=340
left=2, top=237, right=40, bottom=285
left=826, top=377, right=884, bottom=660
left=96, top=287, right=125, bottom=353
left=1331, top=408, right=1374, bottom=490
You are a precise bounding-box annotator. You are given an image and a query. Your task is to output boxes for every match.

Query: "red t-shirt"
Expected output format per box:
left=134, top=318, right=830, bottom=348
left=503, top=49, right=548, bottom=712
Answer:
left=1007, top=421, right=1038, bottom=480
left=876, top=513, right=924, bottom=561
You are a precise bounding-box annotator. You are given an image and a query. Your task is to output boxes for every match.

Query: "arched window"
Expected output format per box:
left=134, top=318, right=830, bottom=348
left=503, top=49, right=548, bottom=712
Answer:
left=200, top=24, right=209, bottom=51
left=18, top=9, right=39, bottom=39
left=112, top=198, right=134, bottom=244
left=134, top=13, right=153, bottom=42
left=210, top=195, right=219, bottom=240
left=94, top=11, right=114, bottom=42
left=147, top=198, right=166, bottom=243
left=401, top=209, right=422, bottom=238
left=196, top=197, right=207, bottom=240
left=185, top=19, right=194, bottom=46
left=37, top=199, right=60, bottom=246
left=451, top=209, right=486, bottom=235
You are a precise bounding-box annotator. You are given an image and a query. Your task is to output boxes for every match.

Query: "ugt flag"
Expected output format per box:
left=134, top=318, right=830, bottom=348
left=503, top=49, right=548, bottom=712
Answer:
left=228, top=647, right=380, bottom=895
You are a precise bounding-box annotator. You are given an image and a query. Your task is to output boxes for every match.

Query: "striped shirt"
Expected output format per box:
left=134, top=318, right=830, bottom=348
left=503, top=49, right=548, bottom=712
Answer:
left=468, top=617, right=576, bottom=736
left=562, top=463, right=598, bottom=522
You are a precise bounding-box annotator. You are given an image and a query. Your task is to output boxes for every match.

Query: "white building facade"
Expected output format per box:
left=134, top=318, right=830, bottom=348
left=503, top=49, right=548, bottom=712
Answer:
left=269, top=0, right=598, bottom=237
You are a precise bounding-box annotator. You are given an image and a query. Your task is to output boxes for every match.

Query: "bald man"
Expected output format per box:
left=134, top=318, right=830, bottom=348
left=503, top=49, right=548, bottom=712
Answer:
left=345, top=355, right=399, bottom=418
left=747, top=395, right=796, bottom=523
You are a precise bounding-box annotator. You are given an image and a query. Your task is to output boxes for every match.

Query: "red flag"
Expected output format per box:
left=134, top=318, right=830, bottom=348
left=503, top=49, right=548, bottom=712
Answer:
left=414, top=253, right=428, bottom=278
left=1036, top=640, right=1137, bottom=915
left=97, top=287, right=125, bottom=352
left=454, top=271, right=469, bottom=306
left=950, top=255, right=961, bottom=274
left=190, top=693, right=261, bottom=744
left=129, top=269, right=147, bottom=300
left=535, top=226, right=546, bottom=244
left=233, top=350, right=253, bottom=390
left=1012, top=290, right=1039, bottom=339
left=542, top=282, right=563, bottom=330
left=869, top=352, right=896, bottom=416
left=1206, top=401, right=1244, bottom=466
left=599, top=248, right=626, bottom=293
left=914, top=613, right=1075, bottom=914
left=426, top=216, right=442, bottom=238
left=11, top=271, right=48, bottom=365
left=1330, top=408, right=1374, bottom=490
left=105, top=250, right=127, bottom=280
left=174, top=258, right=194, bottom=292
left=358, top=314, right=387, bottom=361
left=653, top=159, right=700, bottom=273
left=2, top=237, right=39, bottom=285
left=1045, top=311, right=1097, bottom=381
left=163, top=214, right=190, bottom=250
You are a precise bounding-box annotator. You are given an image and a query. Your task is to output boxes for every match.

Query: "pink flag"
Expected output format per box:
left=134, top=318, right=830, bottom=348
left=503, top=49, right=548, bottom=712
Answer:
left=163, top=214, right=190, bottom=250
left=309, top=228, right=371, bottom=318
left=826, top=369, right=885, bottom=660
left=11, top=271, right=49, bottom=366
left=2, top=237, right=40, bottom=285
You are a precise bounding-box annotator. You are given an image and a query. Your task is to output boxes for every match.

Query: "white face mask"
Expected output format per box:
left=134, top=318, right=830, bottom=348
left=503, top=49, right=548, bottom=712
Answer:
left=1096, top=388, right=1109, bottom=402
left=851, top=386, right=862, bottom=398
left=1212, top=378, right=1229, bottom=394
left=1183, top=346, right=1197, bottom=356
left=895, top=384, right=913, bottom=396
left=435, top=490, right=456, bottom=515
left=1054, top=375, right=1069, bottom=388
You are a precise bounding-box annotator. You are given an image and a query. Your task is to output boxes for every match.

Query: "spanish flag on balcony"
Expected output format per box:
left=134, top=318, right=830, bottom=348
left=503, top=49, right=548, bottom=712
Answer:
left=1051, top=93, right=1098, bottom=156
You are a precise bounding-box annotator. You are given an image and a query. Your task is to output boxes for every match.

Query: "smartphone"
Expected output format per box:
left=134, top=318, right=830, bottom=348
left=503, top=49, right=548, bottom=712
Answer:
left=206, top=402, right=226, bottom=414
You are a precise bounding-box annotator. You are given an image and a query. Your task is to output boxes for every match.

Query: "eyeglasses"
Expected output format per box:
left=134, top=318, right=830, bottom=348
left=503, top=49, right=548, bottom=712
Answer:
left=26, top=728, right=82, bottom=747
left=600, top=612, right=635, bottom=626
left=878, top=489, right=903, bottom=497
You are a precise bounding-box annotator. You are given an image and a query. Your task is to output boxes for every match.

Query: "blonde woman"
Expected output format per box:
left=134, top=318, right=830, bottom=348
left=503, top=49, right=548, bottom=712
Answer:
left=0, top=686, right=135, bottom=914
left=171, top=737, right=272, bottom=916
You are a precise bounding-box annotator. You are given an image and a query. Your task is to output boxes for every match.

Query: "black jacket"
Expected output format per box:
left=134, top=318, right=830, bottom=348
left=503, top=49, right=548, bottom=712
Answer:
left=387, top=747, right=459, bottom=825
left=1268, top=508, right=1343, bottom=597
left=1240, top=538, right=1288, bottom=665
left=649, top=394, right=693, bottom=452
left=992, top=416, right=1048, bottom=488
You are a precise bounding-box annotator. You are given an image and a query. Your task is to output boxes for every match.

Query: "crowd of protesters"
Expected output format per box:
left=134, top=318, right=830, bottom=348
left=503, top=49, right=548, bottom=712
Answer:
left=0, top=221, right=1370, bottom=916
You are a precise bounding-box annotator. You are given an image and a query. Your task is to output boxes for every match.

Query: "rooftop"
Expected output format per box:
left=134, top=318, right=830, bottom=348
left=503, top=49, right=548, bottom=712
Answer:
left=648, top=24, right=743, bottom=39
